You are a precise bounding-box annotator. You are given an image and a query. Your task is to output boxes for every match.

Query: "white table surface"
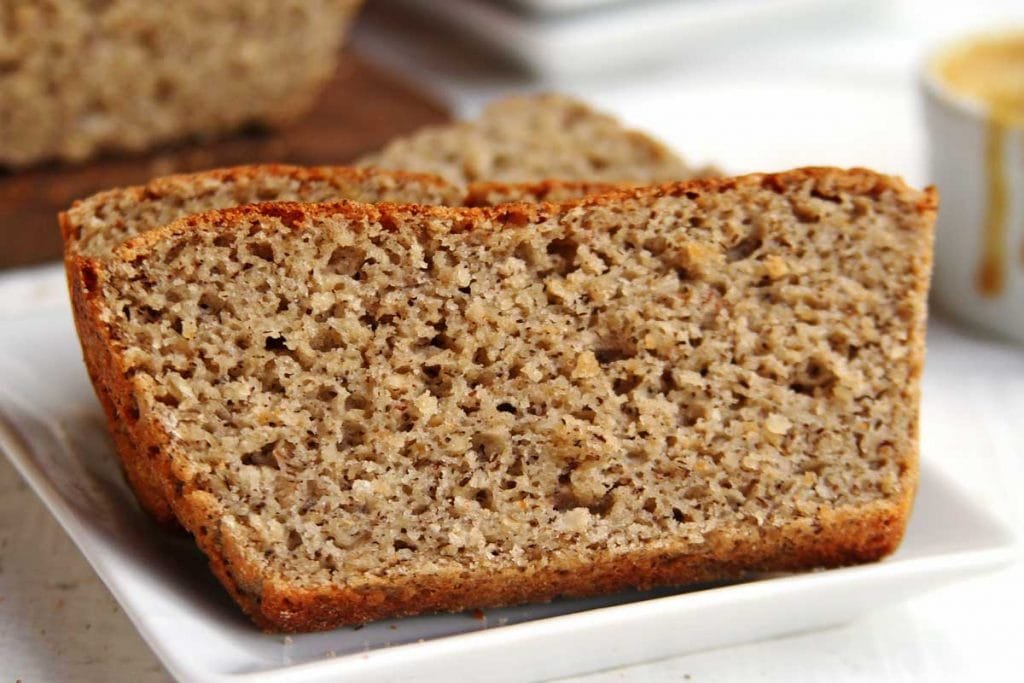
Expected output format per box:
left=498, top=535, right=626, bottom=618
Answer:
left=3, top=0, right=1024, bottom=680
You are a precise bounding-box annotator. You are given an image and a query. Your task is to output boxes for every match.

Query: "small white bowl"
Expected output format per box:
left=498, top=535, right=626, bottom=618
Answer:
left=922, top=31, right=1024, bottom=345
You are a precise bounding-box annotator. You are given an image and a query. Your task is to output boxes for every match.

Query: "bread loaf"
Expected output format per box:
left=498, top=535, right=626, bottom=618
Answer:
left=357, top=93, right=711, bottom=185
left=1, top=1, right=361, bottom=167
left=67, top=167, right=935, bottom=631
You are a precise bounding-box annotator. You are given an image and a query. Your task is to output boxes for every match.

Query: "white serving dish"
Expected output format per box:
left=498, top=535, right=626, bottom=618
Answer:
left=0, top=302, right=1015, bottom=683
left=372, top=0, right=880, bottom=77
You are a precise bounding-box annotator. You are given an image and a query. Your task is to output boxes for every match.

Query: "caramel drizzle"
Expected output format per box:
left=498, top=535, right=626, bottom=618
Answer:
left=977, top=119, right=1008, bottom=297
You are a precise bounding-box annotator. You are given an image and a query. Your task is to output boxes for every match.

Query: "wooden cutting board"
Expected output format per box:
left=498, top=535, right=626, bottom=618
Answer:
left=0, top=53, right=450, bottom=269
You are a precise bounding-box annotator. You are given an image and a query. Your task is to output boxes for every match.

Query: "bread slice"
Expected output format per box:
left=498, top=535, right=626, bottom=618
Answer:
left=2, top=1, right=361, bottom=167
left=68, top=167, right=935, bottom=631
left=356, top=93, right=710, bottom=185
left=62, top=165, right=463, bottom=264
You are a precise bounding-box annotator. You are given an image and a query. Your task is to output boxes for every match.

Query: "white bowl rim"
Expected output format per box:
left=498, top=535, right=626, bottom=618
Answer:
left=919, top=26, right=1024, bottom=129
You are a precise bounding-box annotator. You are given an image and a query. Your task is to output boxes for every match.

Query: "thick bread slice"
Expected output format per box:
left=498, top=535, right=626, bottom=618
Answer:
left=357, top=93, right=709, bottom=185
left=69, top=168, right=935, bottom=631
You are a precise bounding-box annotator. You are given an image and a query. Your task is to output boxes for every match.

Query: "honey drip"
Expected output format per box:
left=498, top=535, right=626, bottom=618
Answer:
left=977, top=119, right=1007, bottom=297
left=936, top=31, right=1024, bottom=297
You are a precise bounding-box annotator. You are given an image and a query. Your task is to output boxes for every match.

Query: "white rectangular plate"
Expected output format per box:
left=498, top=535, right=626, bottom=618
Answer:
left=0, top=302, right=1014, bottom=683
left=370, top=0, right=879, bottom=77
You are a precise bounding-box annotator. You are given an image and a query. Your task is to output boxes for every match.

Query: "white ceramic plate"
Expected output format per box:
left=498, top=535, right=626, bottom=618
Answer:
left=372, top=0, right=880, bottom=77
left=0, top=302, right=1014, bottom=683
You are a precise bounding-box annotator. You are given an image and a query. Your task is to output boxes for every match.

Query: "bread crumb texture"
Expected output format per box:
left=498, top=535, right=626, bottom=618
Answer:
left=80, top=168, right=934, bottom=630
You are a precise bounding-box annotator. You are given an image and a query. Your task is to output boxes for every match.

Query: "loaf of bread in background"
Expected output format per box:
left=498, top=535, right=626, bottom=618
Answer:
left=66, top=167, right=935, bottom=631
left=357, top=93, right=714, bottom=185
left=1, top=1, right=361, bottom=168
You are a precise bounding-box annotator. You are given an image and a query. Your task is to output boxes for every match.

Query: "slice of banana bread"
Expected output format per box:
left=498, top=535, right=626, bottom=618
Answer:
left=357, top=93, right=710, bottom=185
left=2, top=1, right=361, bottom=167
left=69, top=167, right=935, bottom=631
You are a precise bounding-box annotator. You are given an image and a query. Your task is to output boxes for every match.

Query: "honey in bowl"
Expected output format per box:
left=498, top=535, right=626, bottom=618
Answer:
left=933, top=31, right=1024, bottom=296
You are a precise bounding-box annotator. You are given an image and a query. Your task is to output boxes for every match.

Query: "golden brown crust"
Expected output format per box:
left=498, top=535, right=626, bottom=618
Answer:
left=69, top=166, right=935, bottom=632
left=253, top=500, right=908, bottom=631
left=464, top=179, right=629, bottom=206
left=115, top=167, right=938, bottom=259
